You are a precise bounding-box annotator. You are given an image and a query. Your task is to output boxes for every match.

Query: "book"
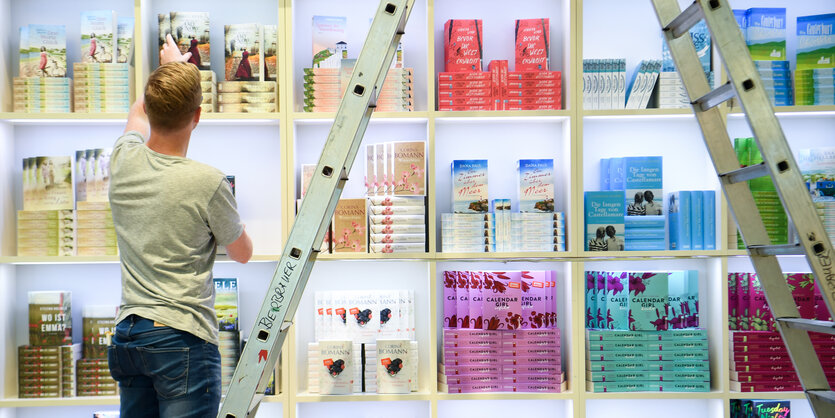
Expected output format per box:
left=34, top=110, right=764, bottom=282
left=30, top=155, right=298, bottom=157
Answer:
left=158, top=14, right=171, bottom=53
left=746, top=8, right=786, bottom=61
left=667, top=191, right=692, bottom=250
left=264, top=25, right=278, bottom=81
left=28, top=25, right=67, bottom=77
left=605, top=272, right=629, bottom=330
left=225, top=23, right=262, bottom=81
left=452, top=160, right=488, bottom=213
left=23, top=156, right=73, bottom=211
left=318, top=340, right=353, bottom=395
left=702, top=190, right=715, bottom=250
left=171, top=12, right=210, bottom=70
left=517, top=159, right=554, bottom=213
left=214, top=278, right=239, bottom=331
left=690, top=190, right=704, bottom=250
left=29, top=291, right=72, bottom=346
left=376, top=339, right=412, bottom=394
left=624, top=156, right=663, bottom=216
left=797, top=14, right=835, bottom=70
left=443, top=20, right=483, bottom=72
left=514, top=19, right=550, bottom=71
left=82, top=305, right=117, bottom=359
left=390, top=141, right=426, bottom=196
left=116, top=17, right=135, bottom=64
left=312, top=16, right=347, bottom=68
left=609, top=157, right=625, bottom=191
left=81, top=11, right=117, bottom=64
left=584, top=191, right=625, bottom=252
left=19, top=26, right=33, bottom=78
left=628, top=272, right=669, bottom=331
left=332, top=199, right=367, bottom=252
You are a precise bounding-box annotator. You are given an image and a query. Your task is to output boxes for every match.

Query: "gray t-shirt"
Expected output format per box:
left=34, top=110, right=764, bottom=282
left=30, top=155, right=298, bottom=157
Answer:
left=109, top=131, right=243, bottom=346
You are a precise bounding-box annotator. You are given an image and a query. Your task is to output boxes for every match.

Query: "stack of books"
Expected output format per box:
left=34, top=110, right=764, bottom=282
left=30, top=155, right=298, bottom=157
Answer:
left=730, top=399, right=791, bottom=417
left=582, top=59, right=626, bottom=110
left=797, top=147, right=835, bottom=246
left=218, top=81, right=277, bottom=113
left=659, top=21, right=713, bottom=109
left=624, top=60, right=661, bottom=109
left=74, top=63, right=130, bottom=113
left=199, top=70, right=216, bottom=112
left=307, top=341, right=418, bottom=394
left=77, top=305, right=118, bottom=397
left=585, top=329, right=709, bottom=393
left=13, top=77, right=71, bottom=113
left=214, top=278, right=240, bottom=395
left=735, top=137, right=788, bottom=248
left=313, top=289, right=416, bottom=341
left=754, top=61, right=793, bottom=106
left=585, top=271, right=699, bottom=330
left=20, top=291, right=80, bottom=398
left=597, top=156, right=664, bottom=251
left=17, top=210, right=76, bottom=257
left=369, top=196, right=426, bottom=254
left=734, top=8, right=793, bottom=106
left=795, top=14, right=835, bottom=105
left=441, top=213, right=494, bottom=253
left=666, top=190, right=716, bottom=251
left=730, top=331, right=835, bottom=392
left=75, top=148, right=117, bottom=257
left=507, top=212, right=566, bottom=252
left=728, top=272, right=827, bottom=332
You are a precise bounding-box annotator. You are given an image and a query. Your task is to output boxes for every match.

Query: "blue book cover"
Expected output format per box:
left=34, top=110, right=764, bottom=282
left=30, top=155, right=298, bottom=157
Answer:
left=625, top=239, right=666, bottom=251
left=690, top=190, right=704, bottom=250
left=746, top=8, right=786, bottom=61
left=625, top=228, right=665, bottom=240
left=584, top=191, right=625, bottom=252
left=609, top=157, right=625, bottom=191
left=517, top=159, right=555, bottom=213
left=600, top=158, right=611, bottom=191
left=702, top=190, right=716, bottom=250
left=668, top=191, right=692, bottom=250
left=624, top=215, right=665, bottom=229
left=624, top=156, right=663, bottom=216
left=662, top=20, right=711, bottom=73
left=684, top=270, right=699, bottom=328
left=452, top=160, right=488, bottom=213
left=733, top=9, right=747, bottom=31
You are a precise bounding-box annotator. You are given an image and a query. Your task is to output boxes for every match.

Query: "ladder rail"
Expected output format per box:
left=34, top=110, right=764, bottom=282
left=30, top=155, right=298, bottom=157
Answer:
left=217, top=1, right=415, bottom=416
left=651, top=1, right=835, bottom=415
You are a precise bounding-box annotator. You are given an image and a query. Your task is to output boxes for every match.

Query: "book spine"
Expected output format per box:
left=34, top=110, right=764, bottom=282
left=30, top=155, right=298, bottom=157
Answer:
left=702, top=190, right=715, bottom=250
left=690, top=190, right=704, bottom=250
left=600, top=158, right=610, bottom=191
left=680, top=191, right=692, bottom=251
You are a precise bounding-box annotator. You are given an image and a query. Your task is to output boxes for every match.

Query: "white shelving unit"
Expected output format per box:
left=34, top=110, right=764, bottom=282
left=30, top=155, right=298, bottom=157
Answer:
left=0, top=0, right=833, bottom=417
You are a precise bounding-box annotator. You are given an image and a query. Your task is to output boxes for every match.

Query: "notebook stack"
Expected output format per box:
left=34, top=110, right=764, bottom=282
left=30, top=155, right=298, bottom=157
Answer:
left=730, top=331, right=835, bottom=392
left=13, top=77, right=72, bottom=113
left=73, top=63, right=130, bottom=113
left=218, top=81, right=277, bottom=113
left=585, top=329, right=710, bottom=393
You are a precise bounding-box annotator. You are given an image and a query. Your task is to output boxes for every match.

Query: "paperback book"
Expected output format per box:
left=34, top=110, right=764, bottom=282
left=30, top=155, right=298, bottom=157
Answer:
left=312, top=16, right=347, bottom=68
left=171, top=12, right=210, bottom=70
left=214, top=278, right=239, bottom=331
left=584, top=191, right=625, bottom=252
left=225, top=23, right=262, bottom=81
left=28, top=25, right=67, bottom=77
left=28, top=291, right=72, bottom=346
left=264, top=25, right=278, bottom=81
left=332, top=199, right=367, bottom=252
left=452, top=160, right=488, bottom=213
left=116, top=17, right=134, bottom=64
left=82, top=305, right=117, bottom=359
left=22, top=156, right=73, bottom=211
left=624, top=156, right=663, bottom=216
left=81, top=11, right=117, bottom=64
left=514, top=19, right=550, bottom=71
left=517, top=159, right=555, bottom=213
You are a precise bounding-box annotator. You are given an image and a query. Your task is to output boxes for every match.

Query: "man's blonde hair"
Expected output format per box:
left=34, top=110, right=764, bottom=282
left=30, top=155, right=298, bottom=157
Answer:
left=144, top=62, right=202, bottom=132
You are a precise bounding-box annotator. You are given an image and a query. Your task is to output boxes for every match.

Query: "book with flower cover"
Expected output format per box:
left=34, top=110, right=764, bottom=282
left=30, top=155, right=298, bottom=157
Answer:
left=263, top=25, right=278, bottom=81
left=390, top=141, right=426, bottom=196
left=81, top=11, right=117, bottom=64
left=28, top=25, right=67, bottom=77
left=331, top=199, right=367, bottom=252
left=171, top=12, right=210, bottom=70
left=605, top=272, right=629, bottom=330
left=214, top=278, right=239, bottom=331
left=628, top=272, right=669, bottom=331
left=224, top=23, right=262, bottom=81
left=116, top=17, right=135, bottom=64
left=312, top=16, right=347, bottom=68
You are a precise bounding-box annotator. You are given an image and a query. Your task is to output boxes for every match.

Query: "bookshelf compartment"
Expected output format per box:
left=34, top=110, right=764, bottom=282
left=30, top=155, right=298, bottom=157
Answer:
left=438, top=399, right=572, bottom=418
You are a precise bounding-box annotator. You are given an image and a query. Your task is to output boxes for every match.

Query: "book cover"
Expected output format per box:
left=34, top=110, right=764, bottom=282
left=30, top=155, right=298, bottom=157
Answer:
left=482, top=271, right=522, bottom=330
left=451, top=160, right=488, bottom=213
left=455, top=271, right=470, bottom=329
left=737, top=273, right=750, bottom=330
left=514, top=19, right=550, bottom=71
left=82, top=305, right=117, bottom=359
left=25, top=156, right=73, bottom=211
left=443, top=19, right=483, bottom=72
left=214, top=278, right=239, bottom=331
left=365, top=145, right=376, bottom=196
left=264, top=25, right=278, bottom=81
left=624, top=156, right=663, bottom=216
left=318, top=340, right=353, bottom=395
left=749, top=274, right=775, bottom=331
left=609, top=157, right=625, bottom=191
left=690, top=190, right=704, bottom=250
left=585, top=271, right=596, bottom=328
left=300, top=164, right=315, bottom=199
left=332, top=199, right=367, bottom=252
left=787, top=273, right=815, bottom=319
left=702, top=190, right=715, bottom=250
left=390, top=141, right=426, bottom=196
left=19, top=26, right=34, bottom=78
left=600, top=158, right=610, bottom=191
left=81, top=11, right=117, bottom=64
left=728, top=273, right=738, bottom=330
left=517, top=159, right=555, bottom=213
left=797, top=147, right=835, bottom=198
left=376, top=339, right=412, bottom=394
left=628, top=272, right=669, bottom=331
left=75, top=150, right=88, bottom=204
left=583, top=191, right=625, bottom=251
left=605, top=272, right=629, bottom=330
left=520, top=270, right=549, bottom=329
left=171, top=12, right=210, bottom=70
left=312, top=16, right=347, bottom=68
left=796, top=14, right=835, bottom=70
left=28, top=25, right=67, bottom=77
left=158, top=13, right=171, bottom=53
left=116, top=17, right=135, bottom=64
left=375, top=143, right=387, bottom=196
left=224, top=24, right=262, bottom=81
left=746, top=8, right=786, bottom=61
left=468, top=271, right=484, bottom=329
left=28, top=291, right=72, bottom=346
left=667, top=191, right=691, bottom=250
left=683, top=270, right=699, bottom=328
left=595, top=270, right=607, bottom=328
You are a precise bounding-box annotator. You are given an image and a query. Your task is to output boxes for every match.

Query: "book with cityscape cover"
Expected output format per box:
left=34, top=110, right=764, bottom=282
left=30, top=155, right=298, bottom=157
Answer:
left=171, top=12, right=210, bottom=70
left=80, top=11, right=117, bottom=64
left=263, top=25, right=278, bottom=81
left=214, top=278, right=239, bottom=331
left=27, top=25, right=67, bottom=77
left=224, top=23, right=262, bottom=81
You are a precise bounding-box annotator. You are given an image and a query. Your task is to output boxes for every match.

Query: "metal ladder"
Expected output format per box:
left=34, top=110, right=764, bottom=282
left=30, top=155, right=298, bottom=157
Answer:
left=217, top=1, right=415, bottom=416
left=650, top=0, right=835, bottom=415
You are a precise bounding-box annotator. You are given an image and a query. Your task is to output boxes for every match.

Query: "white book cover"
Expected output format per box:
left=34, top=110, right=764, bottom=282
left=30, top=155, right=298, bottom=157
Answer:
left=81, top=11, right=117, bottom=63
left=312, top=16, right=347, bottom=68
left=377, top=339, right=412, bottom=394
left=318, top=340, right=353, bottom=395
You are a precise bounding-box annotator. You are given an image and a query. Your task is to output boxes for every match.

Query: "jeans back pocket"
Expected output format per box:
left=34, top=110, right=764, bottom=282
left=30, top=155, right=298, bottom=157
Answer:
left=137, top=347, right=189, bottom=399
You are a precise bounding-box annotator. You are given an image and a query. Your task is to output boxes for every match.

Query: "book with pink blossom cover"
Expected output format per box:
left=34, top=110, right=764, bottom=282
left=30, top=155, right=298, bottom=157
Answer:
left=628, top=272, right=669, bottom=331
left=331, top=198, right=366, bottom=252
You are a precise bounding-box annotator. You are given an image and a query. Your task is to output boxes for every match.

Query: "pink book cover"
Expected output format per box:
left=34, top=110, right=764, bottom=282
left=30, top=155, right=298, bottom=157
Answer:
left=456, top=271, right=471, bottom=329
left=443, top=364, right=501, bottom=375
left=445, top=383, right=501, bottom=393
left=547, top=271, right=557, bottom=328
left=514, top=19, right=550, bottom=71
left=442, top=356, right=501, bottom=367
left=443, top=271, right=457, bottom=328
left=728, top=273, right=738, bottom=330
left=521, top=271, right=549, bottom=329
left=443, top=347, right=501, bottom=358
left=482, top=271, right=522, bottom=330
left=505, top=329, right=560, bottom=340
left=468, top=271, right=484, bottom=329
left=500, top=338, right=558, bottom=348
left=814, top=278, right=833, bottom=321
left=500, top=347, right=560, bottom=358
left=748, top=274, right=775, bottom=331
left=443, top=329, right=500, bottom=340
left=502, top=364, right=561, bottom=375
left=501, top=374, right=562, bottom=385
left=499, top=356, right=561, bottom=367
left=502, top=383, right=562, bottom=393
left=787, top=273, right=815, bottom=318
left=443, top=337, right=501, bottom=349
left=737, top=273, right=750, bottom=330
left=443, top=19, right=483, bottom=72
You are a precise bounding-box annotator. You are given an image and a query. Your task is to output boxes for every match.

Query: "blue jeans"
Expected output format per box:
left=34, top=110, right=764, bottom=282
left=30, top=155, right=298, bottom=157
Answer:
left=108, top=315, right=221, bottom=418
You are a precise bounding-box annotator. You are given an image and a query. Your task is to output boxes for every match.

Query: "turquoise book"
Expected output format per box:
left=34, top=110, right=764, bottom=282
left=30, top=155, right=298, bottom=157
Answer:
left=600, top=158, right=610, bottom=191
left=733, top=9, right=747, bottom=31
left=609, top=157, right=625, bottom=191
left=586, top=271, right=596, bottom=328
left=668, top=271, right=687, bottom=329
left=684, top=270, right=699, bottom=328
left=702, top=190, right=715, bottom=250
left=605, top=271, right=629, bottom=330
left=690, top=190, right=704, bottom=250
left=584, top=191, right=625, bottom=252
left=628, top=272, right=669, bottom=331
left=662, top=20, right=711, bottom=73
left=452, top=160, right=488, bottom=213
left=624, top=156, right=663, bottom=216
left=596, top=271, right=607, bottom=328
left=668, top=191, right=691, bottom=250
left=517, top=159, right=554, bottom=213
left=746, top=8, right=786, bottom=61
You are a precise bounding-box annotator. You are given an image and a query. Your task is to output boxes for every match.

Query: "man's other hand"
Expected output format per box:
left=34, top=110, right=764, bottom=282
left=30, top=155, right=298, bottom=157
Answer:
left=160, top=34, right=192, bottom=65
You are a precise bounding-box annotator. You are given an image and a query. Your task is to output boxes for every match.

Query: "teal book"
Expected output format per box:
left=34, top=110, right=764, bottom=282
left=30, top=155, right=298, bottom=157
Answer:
left=624, top=215, right=665, bottom=229
left=584, top=191, right=625, bottom=252
left=668, top=270, right=687, bottom=329
left=586, top=371, right=649, bottom=382
left=214, top=278, right=239, bottom=331
left=690, top=190, right=704, bottom=250
left=605, top=272, right=629, bottom=330
left=116, top=17, right=135, bottom=64
left=668, top=191, right=691, bottom=250
left=596, top=271, right=607, bottom=328
left=452, top=160, right=489, bottom=213
left=624, top=156, right=663, bottom=216
left=586, top=271, right=596, bottom=328
left=628, top=272, right=669, bottom=331
left=684, top=270, right=700, bottom=328
left=702, top=190, right=715, bottom=250
left=746, top=8, right=786, bottom=61
left=586, top=381, right=648, bottom=393
left=585, top=329, right=646, bottom=341
left=609, top=157, right=625, bottom=191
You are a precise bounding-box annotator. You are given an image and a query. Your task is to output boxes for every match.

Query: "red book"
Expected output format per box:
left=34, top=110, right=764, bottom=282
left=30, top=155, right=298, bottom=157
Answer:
left=508, top=79, right=562, bottom=89
left=730, top=381, right=803, bottom=392
left=438, top=88, right=493, bottom=98
left=439, top=96, right=494, bottom=107
left=508, top=71, right=561, bottom=80
left=444, top=20, right=483, bottom=72
left=505, top=104, right=561, bottom=111
left=438, top=72, right=491, bottom=81
left=438, top=80, right=492, bottom=91
left=438, top=105, right=495, bottom=112
left=730, top=370, right=799, bottom=383
left=514, top=19, right=550, bottom=71
left=488, top=60, right=508, bottom=101
left=505, top=96, right=561, bottom=106
left=506, top=88, right=561, bottom=97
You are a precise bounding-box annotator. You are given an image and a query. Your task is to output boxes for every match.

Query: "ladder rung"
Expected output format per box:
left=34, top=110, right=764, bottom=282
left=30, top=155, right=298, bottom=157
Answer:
left=719, top=162, right=768, bottom=184
left=747, top=243, right=804, bottom=256
left=808, top=390, right=835, bottom=405
left=778, top=318, right=835, bottom=335
left=693, top=81, right=735, bottom=111
left=664, top=1, right=704, bottom=38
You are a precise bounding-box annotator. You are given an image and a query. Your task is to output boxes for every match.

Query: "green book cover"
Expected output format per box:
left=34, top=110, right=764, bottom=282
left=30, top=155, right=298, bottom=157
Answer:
left=28, top=291, right=72, bottom=346
left=214, top=278, right=239, bottom=331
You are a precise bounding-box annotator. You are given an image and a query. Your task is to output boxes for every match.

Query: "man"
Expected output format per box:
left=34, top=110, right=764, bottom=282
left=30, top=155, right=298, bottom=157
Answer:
left=107, top=35, right=252, bottom=418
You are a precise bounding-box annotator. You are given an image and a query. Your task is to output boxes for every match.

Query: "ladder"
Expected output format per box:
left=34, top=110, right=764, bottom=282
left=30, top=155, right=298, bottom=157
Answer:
left=650, top=0, right=835, bottom=415
left=217, top=1, right=415, bottom=416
